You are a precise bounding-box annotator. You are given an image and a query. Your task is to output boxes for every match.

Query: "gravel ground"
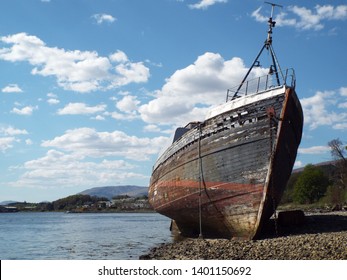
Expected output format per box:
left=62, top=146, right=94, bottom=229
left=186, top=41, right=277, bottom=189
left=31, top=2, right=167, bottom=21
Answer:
left=140, top=211, right=347, bottom=260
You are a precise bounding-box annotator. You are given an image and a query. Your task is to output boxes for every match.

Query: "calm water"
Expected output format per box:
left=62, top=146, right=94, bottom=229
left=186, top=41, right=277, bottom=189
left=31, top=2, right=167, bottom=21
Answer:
left=0, top=212, right=172, bottom=260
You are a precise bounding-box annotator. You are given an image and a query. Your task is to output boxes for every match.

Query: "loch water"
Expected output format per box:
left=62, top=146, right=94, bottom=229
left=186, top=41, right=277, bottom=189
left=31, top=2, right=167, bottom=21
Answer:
left=0, top=212, right=172, bottom=260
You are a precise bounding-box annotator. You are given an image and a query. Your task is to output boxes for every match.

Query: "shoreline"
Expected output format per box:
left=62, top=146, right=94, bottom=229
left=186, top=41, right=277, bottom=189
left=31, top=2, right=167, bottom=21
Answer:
left=0, top=208, right=155, bottom=214
left=140, top=210, right=347, bottom=260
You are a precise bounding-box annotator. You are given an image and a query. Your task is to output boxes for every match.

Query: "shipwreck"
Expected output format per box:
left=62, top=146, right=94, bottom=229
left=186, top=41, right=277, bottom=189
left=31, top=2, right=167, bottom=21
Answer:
left=148, top=3, right=303, bottom=239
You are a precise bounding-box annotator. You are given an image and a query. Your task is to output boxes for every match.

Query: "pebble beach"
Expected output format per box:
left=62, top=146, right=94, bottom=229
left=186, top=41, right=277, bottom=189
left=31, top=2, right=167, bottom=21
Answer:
left=140, top=211, right=347, bottom=260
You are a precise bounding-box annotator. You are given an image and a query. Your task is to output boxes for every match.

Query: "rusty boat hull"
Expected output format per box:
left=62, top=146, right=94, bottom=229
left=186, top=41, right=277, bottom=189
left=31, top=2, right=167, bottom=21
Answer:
left=148, top=85, right=303, bottom=239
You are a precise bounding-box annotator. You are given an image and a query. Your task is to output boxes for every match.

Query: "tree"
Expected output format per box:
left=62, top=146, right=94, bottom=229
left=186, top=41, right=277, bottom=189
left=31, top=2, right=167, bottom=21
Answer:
left=328, top=138, right=347, bottom=204
left=328, top=138, right=347, bottom=163
left=281, top=172, right=300, bottom=203
left=328, top=138, right=347, bottom=189
left=293, top=164, right=329, bottom=204
left=52, top=194, right=101, bottom=211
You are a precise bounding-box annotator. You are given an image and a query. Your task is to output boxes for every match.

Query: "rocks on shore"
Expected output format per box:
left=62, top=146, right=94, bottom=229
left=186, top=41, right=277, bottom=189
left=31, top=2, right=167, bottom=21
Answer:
left=140, top=211, right=347, bottom=260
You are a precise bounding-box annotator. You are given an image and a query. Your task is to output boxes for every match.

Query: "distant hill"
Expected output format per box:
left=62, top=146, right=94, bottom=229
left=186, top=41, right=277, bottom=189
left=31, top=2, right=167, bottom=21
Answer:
left=78, top=185, right=148, bottom=200
left=0, top=200, right=18, bottom=206
left=292, top=160, right=336, bottom=174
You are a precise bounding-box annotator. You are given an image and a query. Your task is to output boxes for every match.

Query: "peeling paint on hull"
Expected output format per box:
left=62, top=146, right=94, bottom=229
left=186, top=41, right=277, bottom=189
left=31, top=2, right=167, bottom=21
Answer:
left=149, top=87, right=303, bottom=239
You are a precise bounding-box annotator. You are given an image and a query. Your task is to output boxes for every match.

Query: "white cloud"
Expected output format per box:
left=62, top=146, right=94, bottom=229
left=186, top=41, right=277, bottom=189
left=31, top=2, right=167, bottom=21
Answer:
left=113, top=61, right=150, bottom=86
left=2, top=84, right=23, bottom=93
left=11, top=105, right=37, bottom=116
left=116, top=95, right=140, bottom=113
left=47, top=92, right=57, bottom=98
left=47, top=98, right=60, bottom=105
left=338, top=102, right=347, bottom=109
left=289, top=6, right=324, bottom=30
left=93, top=115, right=105, bottom=121
left=107, top=95, right=141, bottom=121
left=294, top=160, right=303, bottom=168
left=109, top=50, right=128, bottom=63
left=41, top=127, right=169, bottom=161
left=9, top=149, right=147, bottom=189
left=300, top=89, right=347, bottom=130
left=110, top=112, right=133, bottom=121
left=0, top=137, right=16, bottom=152
left=189, top=0, right=227, bottom=10
left=0, top=126, right=28, bottom=136
left=139, top=52, right=267, bottom=125
left=145, top=59, right=163, bottom=68
left=46, top=92, right=60, bottom=105
left=340, top=87, right=347, bottom=96
left=315, top=5, right=347, bottom=20
left=0, top=33, right=150, bottom=93
left=252, top=4, right=347, bottom=31
left=57, top=102, right=106, bottom=115
left=114, top=90, right=130, bottom=97
left=333, top=123, right=347, bottom=130
left=92, top=13, right=116, bottom=24
left=0, top=126, right=29, bottom=152
left=25, top=139, right=33, bottom=145
left=298, top=146, right=330, bottom=155
left=108, top=111, right=138, bottom=121
left=251, top=7, right=268, bottom=23
left=143, top=124, right=161, bottom=133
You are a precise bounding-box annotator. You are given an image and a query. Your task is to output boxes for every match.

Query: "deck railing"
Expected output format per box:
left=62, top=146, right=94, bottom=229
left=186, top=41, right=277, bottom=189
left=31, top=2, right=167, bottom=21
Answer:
left=226, top=68, right=296, bottom=102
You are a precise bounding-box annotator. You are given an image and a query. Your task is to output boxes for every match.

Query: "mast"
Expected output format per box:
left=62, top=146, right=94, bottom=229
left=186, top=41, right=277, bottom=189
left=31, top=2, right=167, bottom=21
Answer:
left=233, top=2, right=284, bottom=97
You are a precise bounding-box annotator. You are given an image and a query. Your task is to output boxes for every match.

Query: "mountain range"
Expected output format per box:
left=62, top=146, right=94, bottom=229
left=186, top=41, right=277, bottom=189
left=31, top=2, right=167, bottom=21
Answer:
left=78, top=185, right=148, bottom=200
left=0, top=200, right=18, bottom=206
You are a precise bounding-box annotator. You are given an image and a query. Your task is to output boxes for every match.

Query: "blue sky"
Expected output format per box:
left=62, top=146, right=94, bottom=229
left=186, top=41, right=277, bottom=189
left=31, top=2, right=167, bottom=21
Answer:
left=0, top=0, right=346, bottom=202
